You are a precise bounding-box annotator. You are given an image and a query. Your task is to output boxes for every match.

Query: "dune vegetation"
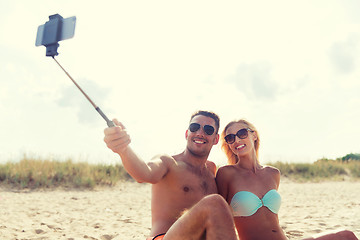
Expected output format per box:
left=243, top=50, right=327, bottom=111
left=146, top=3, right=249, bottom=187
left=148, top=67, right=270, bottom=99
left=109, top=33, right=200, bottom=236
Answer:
left=0, top=153, right=359, bottom=189
left=269, top=153, right=360, bottom=182
left=0, top=156, right=131, bottom=190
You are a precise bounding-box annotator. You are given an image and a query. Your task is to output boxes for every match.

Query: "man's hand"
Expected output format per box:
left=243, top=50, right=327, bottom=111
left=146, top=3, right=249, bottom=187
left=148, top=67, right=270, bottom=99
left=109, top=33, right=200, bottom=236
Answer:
left=104, top=119, right=131, bottom=154
left=103, top=119, right=169, bottom=184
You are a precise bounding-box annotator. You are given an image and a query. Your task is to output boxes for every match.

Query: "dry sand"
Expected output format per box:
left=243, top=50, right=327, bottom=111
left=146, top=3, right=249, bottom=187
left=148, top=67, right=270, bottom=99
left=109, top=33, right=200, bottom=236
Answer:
left=0, top=180, right=359, bottom=239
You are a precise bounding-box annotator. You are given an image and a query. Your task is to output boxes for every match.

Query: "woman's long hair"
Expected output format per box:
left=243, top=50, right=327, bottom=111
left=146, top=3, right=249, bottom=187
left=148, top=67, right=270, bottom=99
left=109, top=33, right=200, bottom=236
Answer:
left=221, top=119, right=260, bottom=165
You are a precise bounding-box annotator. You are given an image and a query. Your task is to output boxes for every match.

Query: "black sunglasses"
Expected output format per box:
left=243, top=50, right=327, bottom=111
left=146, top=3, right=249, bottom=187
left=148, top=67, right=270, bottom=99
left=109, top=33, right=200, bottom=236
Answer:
left=224, top=128, right=253, bottom=144
left=189, top=123, right=215, bottom=136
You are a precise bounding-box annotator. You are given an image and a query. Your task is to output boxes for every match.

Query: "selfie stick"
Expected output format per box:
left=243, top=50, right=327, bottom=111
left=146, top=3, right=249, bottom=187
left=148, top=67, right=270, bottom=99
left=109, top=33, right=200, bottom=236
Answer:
left=52, top=56, right=115, bottom=127
left=36, top=14, right=115, bottom=127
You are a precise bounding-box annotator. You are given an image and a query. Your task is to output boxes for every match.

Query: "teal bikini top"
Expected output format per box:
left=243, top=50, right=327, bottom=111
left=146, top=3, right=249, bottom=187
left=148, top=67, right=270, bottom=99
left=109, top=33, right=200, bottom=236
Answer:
left=230, top=189, right=281, bottom=217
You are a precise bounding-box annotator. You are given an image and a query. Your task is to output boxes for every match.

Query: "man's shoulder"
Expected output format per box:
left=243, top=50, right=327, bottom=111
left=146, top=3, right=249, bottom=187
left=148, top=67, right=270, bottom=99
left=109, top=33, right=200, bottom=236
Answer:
left=151, top=154, right=176, bottom=164
left=148, top=154, right=177, bottom=176
left=205, top=160, right=217, bottom=175
left=151, top=154, right=191, bottom=173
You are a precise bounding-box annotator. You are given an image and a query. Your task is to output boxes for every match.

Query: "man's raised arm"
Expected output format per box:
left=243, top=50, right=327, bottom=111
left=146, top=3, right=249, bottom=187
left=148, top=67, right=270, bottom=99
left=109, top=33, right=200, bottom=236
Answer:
left=103, top=119, right=168, bottom=184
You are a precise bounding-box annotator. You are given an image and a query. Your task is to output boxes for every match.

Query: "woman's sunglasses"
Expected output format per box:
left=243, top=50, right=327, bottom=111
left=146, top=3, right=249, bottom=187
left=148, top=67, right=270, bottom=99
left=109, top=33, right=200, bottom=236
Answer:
left=224, top=128, right=253, bottom=144
left=189, top=123, right=215, bottom=136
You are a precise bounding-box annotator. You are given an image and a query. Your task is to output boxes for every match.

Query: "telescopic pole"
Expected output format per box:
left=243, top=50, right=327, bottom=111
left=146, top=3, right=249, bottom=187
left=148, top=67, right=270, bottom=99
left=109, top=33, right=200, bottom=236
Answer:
left=52, top=56, right=115, bottom=127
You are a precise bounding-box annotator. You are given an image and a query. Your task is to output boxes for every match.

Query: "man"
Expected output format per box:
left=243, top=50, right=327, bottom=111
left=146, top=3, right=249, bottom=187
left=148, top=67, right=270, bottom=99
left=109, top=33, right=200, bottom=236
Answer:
left=104, top=110, right=237, bottom=240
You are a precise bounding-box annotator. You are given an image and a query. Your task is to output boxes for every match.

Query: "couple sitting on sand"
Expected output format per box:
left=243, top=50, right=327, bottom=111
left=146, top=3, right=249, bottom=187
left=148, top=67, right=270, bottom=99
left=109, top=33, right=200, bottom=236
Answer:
left=104, top=110, right=358, bottom=240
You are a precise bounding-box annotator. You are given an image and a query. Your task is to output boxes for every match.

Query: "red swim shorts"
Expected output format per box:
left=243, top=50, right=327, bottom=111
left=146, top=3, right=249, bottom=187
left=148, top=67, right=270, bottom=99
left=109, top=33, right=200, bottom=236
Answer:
left=147, top=233, right=165, bottom=240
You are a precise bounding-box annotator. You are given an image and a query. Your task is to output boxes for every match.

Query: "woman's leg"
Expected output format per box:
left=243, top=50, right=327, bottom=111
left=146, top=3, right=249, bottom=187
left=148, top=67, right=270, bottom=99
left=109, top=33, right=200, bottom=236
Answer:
left=303, top=230, right=358, bottom=240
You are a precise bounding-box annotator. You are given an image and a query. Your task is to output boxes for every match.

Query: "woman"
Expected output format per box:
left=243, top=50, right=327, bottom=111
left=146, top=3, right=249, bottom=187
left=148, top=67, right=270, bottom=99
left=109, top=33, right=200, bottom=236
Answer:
left=216, top=119, right=358, bottom=240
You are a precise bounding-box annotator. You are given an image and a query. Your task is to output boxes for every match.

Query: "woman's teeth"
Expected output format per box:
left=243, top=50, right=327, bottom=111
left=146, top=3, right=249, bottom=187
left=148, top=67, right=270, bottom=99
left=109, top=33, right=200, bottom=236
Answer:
left=236, top=144, right=245, bottom=150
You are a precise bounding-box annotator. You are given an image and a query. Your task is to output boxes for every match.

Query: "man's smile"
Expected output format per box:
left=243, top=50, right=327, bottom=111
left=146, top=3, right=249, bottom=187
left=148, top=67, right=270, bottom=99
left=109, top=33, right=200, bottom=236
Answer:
left=193, top=138, right=207, bottom=144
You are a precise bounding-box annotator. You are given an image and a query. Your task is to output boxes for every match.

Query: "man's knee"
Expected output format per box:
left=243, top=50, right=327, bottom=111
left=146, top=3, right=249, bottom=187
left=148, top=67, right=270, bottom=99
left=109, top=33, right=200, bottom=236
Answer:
left=196, top=194, right=235, bottom=235
left=200, top=194, right=228, bottom=208
left=198, top=194, right=232, bottom=217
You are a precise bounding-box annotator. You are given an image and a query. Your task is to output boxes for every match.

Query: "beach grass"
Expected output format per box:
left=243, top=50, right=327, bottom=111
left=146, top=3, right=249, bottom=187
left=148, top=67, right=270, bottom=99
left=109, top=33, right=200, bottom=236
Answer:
left=1, top=154, right=359, bottom=189
left=269, top=158, right=360, bottom=182
left=0, top=156, right=132, bottom=190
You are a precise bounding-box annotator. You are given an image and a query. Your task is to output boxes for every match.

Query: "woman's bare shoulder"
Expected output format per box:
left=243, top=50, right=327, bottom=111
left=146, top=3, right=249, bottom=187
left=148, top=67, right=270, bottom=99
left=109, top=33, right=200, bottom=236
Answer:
left=264, top=165, right=280, bottom=174
left=216, top=165, right=237, bottom=177
left=263, top=165, right=281, bottom=187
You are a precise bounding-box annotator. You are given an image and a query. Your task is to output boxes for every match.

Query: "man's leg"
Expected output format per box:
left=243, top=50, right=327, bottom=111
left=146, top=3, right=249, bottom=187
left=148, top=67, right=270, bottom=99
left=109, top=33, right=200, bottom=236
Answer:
left=163, top=194, right=238, bottom=240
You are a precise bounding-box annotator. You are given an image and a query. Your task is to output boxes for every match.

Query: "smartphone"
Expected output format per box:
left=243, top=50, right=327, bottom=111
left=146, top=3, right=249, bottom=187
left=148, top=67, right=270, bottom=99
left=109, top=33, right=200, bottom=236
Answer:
left=35, top=14, right=76, bottom=56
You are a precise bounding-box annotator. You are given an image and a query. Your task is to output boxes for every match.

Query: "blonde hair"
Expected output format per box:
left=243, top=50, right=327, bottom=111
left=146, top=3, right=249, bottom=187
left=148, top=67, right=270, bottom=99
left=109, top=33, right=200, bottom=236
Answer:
left=221, top=119, right=260, bottom=165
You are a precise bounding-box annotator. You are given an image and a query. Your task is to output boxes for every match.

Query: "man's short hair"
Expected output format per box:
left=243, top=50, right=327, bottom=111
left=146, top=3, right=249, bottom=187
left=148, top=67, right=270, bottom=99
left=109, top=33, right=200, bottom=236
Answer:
left=190, top=110, right=220, bottom=133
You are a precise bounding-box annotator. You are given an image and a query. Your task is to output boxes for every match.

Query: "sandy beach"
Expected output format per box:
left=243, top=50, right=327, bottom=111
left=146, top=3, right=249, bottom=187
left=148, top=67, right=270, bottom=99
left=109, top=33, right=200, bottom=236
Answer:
left=0, top=180, right=359, bottom=240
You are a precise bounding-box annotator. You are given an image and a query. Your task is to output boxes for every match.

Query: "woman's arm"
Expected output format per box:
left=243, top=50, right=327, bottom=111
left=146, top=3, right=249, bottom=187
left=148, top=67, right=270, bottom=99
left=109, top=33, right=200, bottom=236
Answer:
left=215, top=167, right=231, bottom=202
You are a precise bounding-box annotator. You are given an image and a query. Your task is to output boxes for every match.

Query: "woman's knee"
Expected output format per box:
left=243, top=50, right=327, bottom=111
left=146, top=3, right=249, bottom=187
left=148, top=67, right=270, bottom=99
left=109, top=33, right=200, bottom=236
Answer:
left=336, top=230, right=357, bottom=240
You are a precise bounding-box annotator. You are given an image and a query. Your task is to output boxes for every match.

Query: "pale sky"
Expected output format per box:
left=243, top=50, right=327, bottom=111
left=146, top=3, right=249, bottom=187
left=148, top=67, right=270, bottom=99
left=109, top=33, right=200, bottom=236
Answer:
left=1, top=0, right=359, bottom=166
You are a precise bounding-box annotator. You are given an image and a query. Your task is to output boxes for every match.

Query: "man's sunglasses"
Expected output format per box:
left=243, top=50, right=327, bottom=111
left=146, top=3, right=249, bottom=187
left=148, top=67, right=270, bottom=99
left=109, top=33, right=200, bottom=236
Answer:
left=224, top=128, right=253, bottom=144
left=189, top=123, right=215, bottom=136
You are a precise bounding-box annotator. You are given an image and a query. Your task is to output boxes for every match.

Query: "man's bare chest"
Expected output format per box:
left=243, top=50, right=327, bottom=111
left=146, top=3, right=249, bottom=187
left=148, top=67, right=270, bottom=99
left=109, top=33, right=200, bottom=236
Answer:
left=172, top=169, right=217, bottom=196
